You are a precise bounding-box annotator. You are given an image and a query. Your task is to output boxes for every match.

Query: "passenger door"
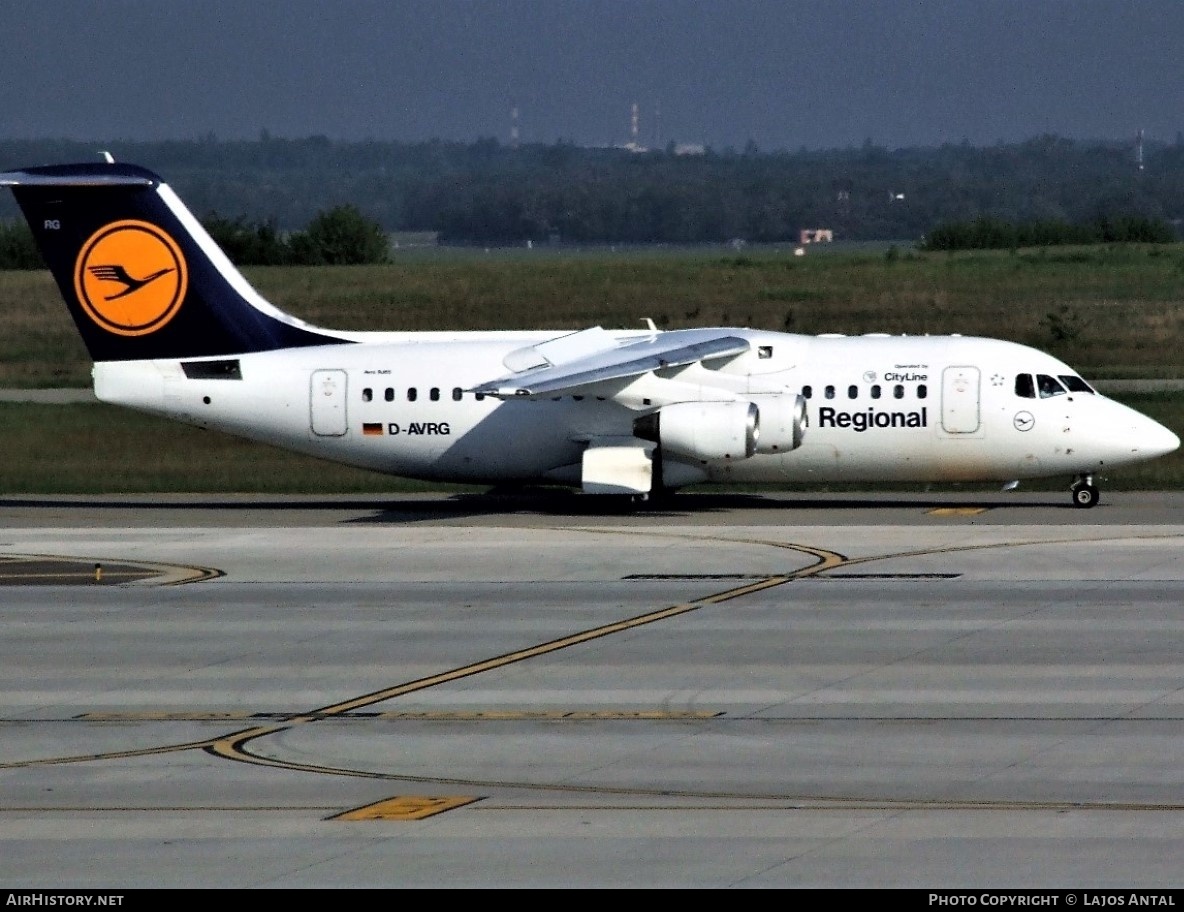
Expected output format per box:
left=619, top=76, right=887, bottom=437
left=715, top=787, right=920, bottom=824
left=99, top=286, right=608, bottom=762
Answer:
left=310, top=369, right=348, bottom=436
left=941, top=365, right=980, bottom=434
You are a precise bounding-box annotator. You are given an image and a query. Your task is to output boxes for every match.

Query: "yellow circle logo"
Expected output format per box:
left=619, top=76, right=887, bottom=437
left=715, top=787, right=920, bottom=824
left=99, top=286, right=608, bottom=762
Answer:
left=74, top=220, right=188, bottom=336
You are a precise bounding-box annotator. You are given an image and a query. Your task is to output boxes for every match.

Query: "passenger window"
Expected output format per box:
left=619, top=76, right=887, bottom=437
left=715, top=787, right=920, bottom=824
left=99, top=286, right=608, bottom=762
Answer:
left=362, top=388, right=373, bottom=402
left=1059, top=375, right=1094, bottom=394
left=1037, top=374, right=1066, bottom=398
left=1015, top=374, right=1035, bottom=398
left=825, top=385, right=835, bottom=400
left=870, top=384, right=881, bottom=399
left=384, top=388, right=394, bottom=402
left=917, top=384, right=927, bottom=399
left=407, top=388, right=418, bottom=402
left=801, top=385, right=813, bottom=399
left=452, top=387, right=463, bottom=401
left=430, top=388, right=440, bottom=401
left=847, top=385, right=858, bottom=399
left=893, top=384, right=904, bottom=399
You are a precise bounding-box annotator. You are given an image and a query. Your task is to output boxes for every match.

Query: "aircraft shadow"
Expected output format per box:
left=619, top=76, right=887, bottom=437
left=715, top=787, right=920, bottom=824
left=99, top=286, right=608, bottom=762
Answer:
left=348, top=487, right=1081, bottom=523
left=0, top=488, right=1080, bottom=526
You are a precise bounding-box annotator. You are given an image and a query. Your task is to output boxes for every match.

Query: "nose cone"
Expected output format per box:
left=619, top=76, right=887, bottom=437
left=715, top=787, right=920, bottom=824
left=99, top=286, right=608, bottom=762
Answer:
left=1137, top=416, right=1181, bottom=460
left=1118, top=408, right=1181, bottom=462
left=1093, top=399, right=1180, bottom=467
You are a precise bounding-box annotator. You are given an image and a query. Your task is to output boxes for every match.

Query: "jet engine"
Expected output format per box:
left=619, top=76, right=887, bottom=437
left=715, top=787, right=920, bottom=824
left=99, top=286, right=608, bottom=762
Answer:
left=633, top=400, right=759, bottom=461
left=633, top=395, right=806, bottom=462
left=749, top=393, right=807, bottom=454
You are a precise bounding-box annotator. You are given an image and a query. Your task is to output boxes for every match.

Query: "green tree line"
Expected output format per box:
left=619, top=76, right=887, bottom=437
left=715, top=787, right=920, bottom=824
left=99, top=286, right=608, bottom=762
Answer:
left=203, top=205, right=389, bottom=265
left=0, top=204, right=389, bottom=270
left=2, top=133, right=1183, bottom=247
left=921, top=215, right=1177, bottom=251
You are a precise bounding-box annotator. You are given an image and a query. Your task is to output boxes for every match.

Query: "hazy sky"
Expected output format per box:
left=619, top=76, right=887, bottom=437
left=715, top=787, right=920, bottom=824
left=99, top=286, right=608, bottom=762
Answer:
left=5, top=0, right=1183, bottom=151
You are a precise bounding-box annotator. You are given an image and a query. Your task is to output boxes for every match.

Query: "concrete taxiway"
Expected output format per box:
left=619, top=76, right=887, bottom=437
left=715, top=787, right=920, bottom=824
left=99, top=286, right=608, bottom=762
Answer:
left=1, top=490, right=1183, bottom=888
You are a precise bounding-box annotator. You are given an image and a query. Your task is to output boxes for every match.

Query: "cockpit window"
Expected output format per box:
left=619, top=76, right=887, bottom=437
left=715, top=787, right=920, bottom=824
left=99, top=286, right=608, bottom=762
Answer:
left=1059, top=375, right=1095, bottom=394
left=1015, top=374, right=1035, bottom=399
left=1037, top=374, right=1067, bottom=398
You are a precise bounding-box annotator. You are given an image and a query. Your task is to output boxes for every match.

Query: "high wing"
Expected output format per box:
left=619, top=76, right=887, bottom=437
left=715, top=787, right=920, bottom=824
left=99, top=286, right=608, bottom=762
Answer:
left=471, top=326, right=751, bottom=400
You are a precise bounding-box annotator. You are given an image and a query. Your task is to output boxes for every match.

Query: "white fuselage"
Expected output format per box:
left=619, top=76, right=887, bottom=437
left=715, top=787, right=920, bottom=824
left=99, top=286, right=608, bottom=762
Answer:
left=91, top=328, right=1179, bottom=489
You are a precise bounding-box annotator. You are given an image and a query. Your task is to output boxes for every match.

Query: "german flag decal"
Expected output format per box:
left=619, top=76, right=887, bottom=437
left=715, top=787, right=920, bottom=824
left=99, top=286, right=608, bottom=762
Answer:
left=363, top=423, right=383, bottom=436
left=74, top=220, right=188, bottom=336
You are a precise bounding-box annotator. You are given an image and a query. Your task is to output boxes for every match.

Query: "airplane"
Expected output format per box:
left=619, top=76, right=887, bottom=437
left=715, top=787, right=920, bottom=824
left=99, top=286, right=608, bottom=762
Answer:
left=0, top=158, right=1178, bottom=509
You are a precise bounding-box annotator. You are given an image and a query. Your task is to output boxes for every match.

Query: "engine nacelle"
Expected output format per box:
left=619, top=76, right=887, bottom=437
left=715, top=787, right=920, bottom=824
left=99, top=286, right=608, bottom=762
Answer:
left=634, top=400, right=758, bottom=461
left=750, top=393, right=807, bottom=454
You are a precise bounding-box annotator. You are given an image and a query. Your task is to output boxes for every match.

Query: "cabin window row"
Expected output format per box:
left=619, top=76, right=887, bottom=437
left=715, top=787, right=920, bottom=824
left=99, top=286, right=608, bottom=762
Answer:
left=361, top=386, right=486, bottom=403
left=801, top=384, right=927, bottom=401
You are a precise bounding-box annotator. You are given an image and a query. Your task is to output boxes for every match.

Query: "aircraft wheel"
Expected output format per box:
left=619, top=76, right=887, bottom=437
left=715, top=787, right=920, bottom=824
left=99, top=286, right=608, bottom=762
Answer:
left=1071, top=483, right=1099, bottom=508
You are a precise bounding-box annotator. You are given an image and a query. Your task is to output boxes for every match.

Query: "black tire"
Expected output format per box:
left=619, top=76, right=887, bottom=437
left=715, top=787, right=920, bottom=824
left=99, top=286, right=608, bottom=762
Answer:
left=1071, top=484, right=1099, bottom=508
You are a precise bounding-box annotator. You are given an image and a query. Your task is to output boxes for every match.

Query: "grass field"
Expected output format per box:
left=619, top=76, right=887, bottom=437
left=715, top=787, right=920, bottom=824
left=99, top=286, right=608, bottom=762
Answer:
left=1, top=244, right=1181, bottom=494
left=2, top=243, right=1184, bottom=388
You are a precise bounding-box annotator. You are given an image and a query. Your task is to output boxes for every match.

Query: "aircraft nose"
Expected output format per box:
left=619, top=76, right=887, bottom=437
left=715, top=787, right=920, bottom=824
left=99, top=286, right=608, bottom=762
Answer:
left=1133, top=415, right=1181, bottom=460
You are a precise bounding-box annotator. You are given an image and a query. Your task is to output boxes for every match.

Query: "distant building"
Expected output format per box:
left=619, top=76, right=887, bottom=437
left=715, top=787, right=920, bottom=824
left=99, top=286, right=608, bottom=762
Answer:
left=389, top=231, right=439, bottom=250
left=799, top=229, right=834, bottom=244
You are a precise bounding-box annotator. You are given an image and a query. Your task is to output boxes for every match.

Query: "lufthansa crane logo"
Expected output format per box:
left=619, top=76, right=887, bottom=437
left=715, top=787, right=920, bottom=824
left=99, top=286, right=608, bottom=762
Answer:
left=73, top=220, right=188, bottom=336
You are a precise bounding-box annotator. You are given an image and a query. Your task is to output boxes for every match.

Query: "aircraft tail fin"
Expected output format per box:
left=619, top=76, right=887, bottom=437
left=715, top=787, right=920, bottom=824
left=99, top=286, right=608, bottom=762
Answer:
left=0, top=161, right=347, bottom=362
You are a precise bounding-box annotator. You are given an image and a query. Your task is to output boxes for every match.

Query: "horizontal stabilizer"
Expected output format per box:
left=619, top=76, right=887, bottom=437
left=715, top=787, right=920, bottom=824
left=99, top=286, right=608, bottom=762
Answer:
left=0, top=166, right=155, bottom=188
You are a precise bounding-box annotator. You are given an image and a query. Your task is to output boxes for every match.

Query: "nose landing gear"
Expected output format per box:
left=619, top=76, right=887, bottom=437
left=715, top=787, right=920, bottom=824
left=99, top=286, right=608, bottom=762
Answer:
left=1071, top=474, right=1099, bottom=508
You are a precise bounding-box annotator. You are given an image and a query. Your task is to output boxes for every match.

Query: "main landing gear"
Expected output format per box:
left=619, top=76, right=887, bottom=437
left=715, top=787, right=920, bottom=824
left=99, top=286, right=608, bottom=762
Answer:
left=1071, top=474, right=1100, bottom=509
